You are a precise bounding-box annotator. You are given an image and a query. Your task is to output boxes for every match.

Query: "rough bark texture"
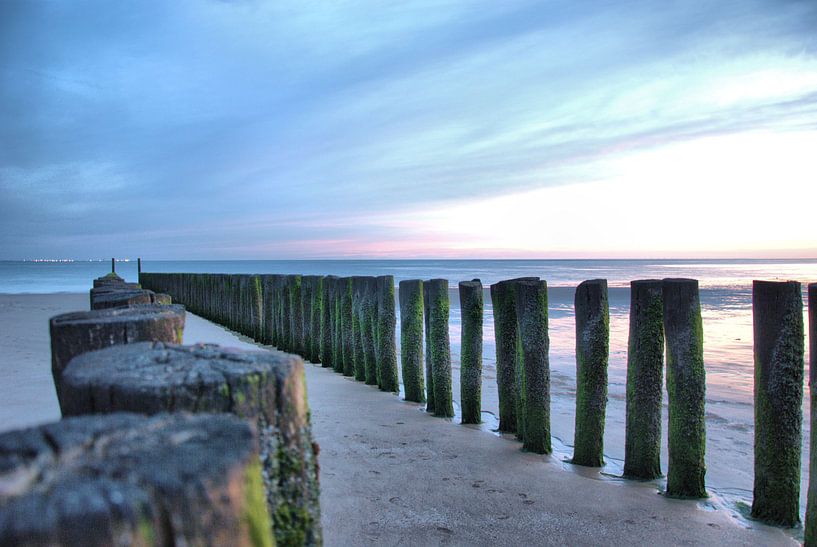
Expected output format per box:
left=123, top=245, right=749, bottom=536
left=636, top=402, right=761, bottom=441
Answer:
left=49, top=304, right=186, bottom=406
left=751, top=280, right=804, bottom=527
left=459, top=280, right=483, bottom=424
left=0, top=413, right=273, bottom=547
left=572, top=279, right=609, bottom=467
left=490, top=278, right=536, bottom=433
left=351, top=277, right=368, bottom=382
left=423, top=281, right=435, bottom=413
left=376, top=276, right=399, bottom=393
left=513, top=279, right=551, bottom=454
left=60, top=341, right=322, bottom=546
left=332, top=277, right=344, bottom=374
left=308, top=276, right=323, bottom=364
left=427, top=279, right=453, bottom=418
left=301, top=275, right=314, bottom=359
left=399, top=280, right=425, bottom=403
left=623, top=280, right=664, bottom=480
left=662, top=278, right=707, bottom=498
left=807, top=283, right=817, bottom=545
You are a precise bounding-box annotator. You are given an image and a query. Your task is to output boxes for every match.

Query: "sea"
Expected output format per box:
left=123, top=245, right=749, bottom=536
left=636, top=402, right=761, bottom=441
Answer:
left=2, top=258, right=816, bottom=523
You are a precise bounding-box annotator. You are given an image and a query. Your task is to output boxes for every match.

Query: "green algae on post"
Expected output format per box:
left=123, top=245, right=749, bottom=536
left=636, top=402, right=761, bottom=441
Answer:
left=572, top=279, right=609, bottom=467
left=376, top=275, right=399, bottom=393
left=320, top=276, right=336, bottom=368
left=399, top=279, right=425, bottom=403
left=623, top=279, right=664, bottom=480
left=288, top=274, right=304, bottom=356
left=332, top=277, right=345, bottom=374
left=352, top=277, right=368, bottom=381
left=662, top=278, right=707, bottom=498
left=301, top=276, right=313, bottom=359
left=341, top=277, right=355, bottom=376
left=309, top=276, right=323, bottom=364
left=362, top=277, right=379, bottom=385
left=427, top=278, right=454, bottom=417
left=423, top=281, right=436, bottom=413
left=806, top=283, right=817, bottom=545
left=513, top=278, right=551, bottom=454
left=752, top=280, right=804, bottom=527
left=459, top=279, right=483, bottom=424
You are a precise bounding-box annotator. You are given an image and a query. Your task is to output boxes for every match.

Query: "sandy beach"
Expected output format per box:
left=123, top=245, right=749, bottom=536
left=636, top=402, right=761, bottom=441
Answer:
left=0, top=292, right=797, bottom=545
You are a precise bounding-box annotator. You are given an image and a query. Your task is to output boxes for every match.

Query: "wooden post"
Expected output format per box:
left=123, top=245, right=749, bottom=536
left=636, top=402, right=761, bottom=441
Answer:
left=806, top=283, right=817, bottom=544
left=111, top=257, right=115, bottom=273
left=376, top=275, right=399, bottom=393
left=663, top=278, right=707, bottom=498
left=0, top=413, right=273, bottom=546
left=60, top=342, right=322, bottom=545
left=623, top=280, right=664, bottom=480
left=399, top=280, right=425, bottom=403
left=459, top=279, right=483, bottom=424
left=752, top=280, right=804, bottom=527
left=427, top=279, right=453, bottom=417
left=513, top=278, right=551, bottom=454
left=572, top=279, right=609, bottom=467
left=423, top=281, right=435, bottom=413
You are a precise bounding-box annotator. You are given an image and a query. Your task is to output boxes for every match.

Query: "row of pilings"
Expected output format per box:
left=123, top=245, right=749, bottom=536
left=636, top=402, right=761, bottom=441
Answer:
left=141, top=272, right=816, bottom=536
left=13, top=271, right=322, bottom=546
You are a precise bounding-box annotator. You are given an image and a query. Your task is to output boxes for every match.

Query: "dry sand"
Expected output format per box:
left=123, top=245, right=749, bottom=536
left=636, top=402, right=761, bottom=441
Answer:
left=0, top=293, right=796, bottom=545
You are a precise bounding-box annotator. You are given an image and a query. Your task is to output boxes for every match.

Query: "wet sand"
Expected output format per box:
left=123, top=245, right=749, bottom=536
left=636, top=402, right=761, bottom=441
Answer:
left=0, top=293, right=796, bottom=545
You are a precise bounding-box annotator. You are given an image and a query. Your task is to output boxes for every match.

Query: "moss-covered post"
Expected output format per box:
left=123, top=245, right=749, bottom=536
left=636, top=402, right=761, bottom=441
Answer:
left=352, top=277, right=367, bottom=382
left=623, top=280, right=664, bottom=480
left=290, top=275, right=305, bottom=356
left=662, top=278, right=707, bottom=498
left=806, top=283, right=817, bottom=545
left=362, top=277, right=379, bottom=385
left=459, top=279, right=483, bottom=424
left=490, top=281, right=515, bottom=432
left=309, top=276, right=323, bottom=364
left=513, top=279, right=551, bottom=454
left=376, top=276, right=399, bottom=393
left=320, top=276, right=335, bottom=368
left=423, top=281, right=435, bottom=413
left=301, top=276, right=313, bottom=358
left=399, top=280, right=425, bottom=403
left=339, top=277, right=355, bottom=376
left=251, top=275, right=263, bottom=342
left=751, top=280, right=804, bottom=527
left=332, top=277, right=345, bottom=374
left=426, top=279, right=453, bottom=417
left=572, top=279, right=609, bottom=467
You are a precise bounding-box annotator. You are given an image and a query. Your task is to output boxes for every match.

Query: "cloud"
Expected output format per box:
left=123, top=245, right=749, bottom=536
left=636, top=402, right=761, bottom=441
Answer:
left=1, top=0, right=816, bottom=258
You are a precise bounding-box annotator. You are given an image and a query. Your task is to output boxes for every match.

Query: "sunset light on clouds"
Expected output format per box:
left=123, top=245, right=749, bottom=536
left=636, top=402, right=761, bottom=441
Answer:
left=1, top=0, right=815, bottom=259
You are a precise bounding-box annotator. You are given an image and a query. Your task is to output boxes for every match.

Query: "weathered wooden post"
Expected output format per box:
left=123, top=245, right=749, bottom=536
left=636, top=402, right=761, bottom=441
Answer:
left=459, top=279, right=483, bottom=424
left=623, top=280, right=664, bottom=480
left=49, top=304, right=186, bottom=405
left=321, top=275, right=335, bottom=368
left=662, top=278, right=707, bottom=498
left=806, top=283, right=817, bottom=545
left=0, top=413, right=273, bottom=546
left=513, top=279, right=551, bottom=454
left=351, top=277, right=367, bottom=382
left=332, top=277, right=345, bottom=374
left=490, top=281, right=514, bottom=432
left=308, top=276, right=323, bottom=363
left=61, top=342, right=322, bottom=546
left=137, top=257, right=141, bottom=281
left=362, top=277, right=379, bottom=385
left=302, top=275, right=313, bottom=358
left=111, top=257, right=115, bottom=273
left=399, top=279, right=425, bottom=403
left=572, top=279, right=609, bottom=467
left=426, top=279, right=453, bottom=417
left=376, top=275, right=399, bottom=393
left=341, top=277, right=356, bottom=376
left=423, top=281, right=435, bottom=412
left=752, top=280, right=804, bottom=527
left=288, top=275, right=304, bottom=355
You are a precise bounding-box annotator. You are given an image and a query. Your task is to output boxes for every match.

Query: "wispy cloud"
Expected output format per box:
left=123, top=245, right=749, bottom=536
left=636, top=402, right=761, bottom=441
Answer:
left=1, top=0, right=816, bottom=258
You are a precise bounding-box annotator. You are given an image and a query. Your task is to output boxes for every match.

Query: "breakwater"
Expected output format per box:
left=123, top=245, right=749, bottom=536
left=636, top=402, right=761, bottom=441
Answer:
left=141, top=270, right=816, bottom=534
left=1, top=270, right=321, bottom=546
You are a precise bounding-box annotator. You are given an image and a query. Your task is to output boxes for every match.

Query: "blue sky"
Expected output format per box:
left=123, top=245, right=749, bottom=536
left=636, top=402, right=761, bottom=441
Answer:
left=1, top=0, right=816, bottom=259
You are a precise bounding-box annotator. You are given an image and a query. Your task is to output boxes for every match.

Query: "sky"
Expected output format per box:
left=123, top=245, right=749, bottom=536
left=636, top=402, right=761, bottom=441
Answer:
left=1, top=0, right=816, bottom=260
